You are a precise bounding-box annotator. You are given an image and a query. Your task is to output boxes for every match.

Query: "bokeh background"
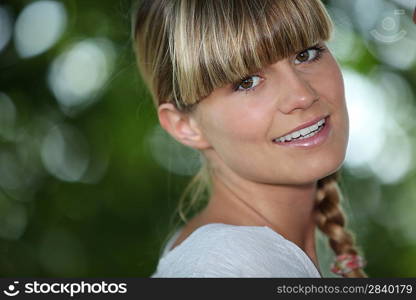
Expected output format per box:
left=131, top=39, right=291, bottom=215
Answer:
left=0, top=0, right=415, bottom=277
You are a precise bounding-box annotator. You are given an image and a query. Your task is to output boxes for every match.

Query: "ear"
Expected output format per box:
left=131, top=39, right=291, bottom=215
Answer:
left=157, top=102, right=211, bottom=150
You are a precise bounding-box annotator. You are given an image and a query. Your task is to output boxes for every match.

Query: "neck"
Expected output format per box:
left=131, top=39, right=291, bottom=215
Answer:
left=200, top=166, right=319, bottom=270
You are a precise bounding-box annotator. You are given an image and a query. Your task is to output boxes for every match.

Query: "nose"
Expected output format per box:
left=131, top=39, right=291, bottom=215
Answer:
left=275, top=65, right=319, bottom=114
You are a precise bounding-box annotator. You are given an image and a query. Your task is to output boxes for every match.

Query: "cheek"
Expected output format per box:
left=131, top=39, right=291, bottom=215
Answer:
left=314, top=60, right=348, bottom=134
left=316, top=65, right=349, bottom=173
left=317, top=61, right=345, bottom=104
left=201, top=103, right=277, bottom=180
left=328, top=68, right=349, bottom=140
left=206, top=104, right=270, bottom=145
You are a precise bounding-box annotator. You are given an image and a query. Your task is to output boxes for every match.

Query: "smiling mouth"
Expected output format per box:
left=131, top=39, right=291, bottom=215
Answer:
left=272, top=117, right=326, bottom=143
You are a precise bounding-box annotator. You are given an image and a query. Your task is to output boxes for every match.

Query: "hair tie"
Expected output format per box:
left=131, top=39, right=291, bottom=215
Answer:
left=330, top=254, right=366, bottom=276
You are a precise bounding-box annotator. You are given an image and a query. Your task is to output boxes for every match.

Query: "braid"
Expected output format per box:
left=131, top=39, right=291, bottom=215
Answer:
left=315, top=172, right=368, bottom=278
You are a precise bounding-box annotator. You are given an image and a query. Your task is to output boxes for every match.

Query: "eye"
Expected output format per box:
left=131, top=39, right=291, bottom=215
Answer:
left=294, top=46, right=326, bottom=65
left=234, top=75, right=263, bottom=92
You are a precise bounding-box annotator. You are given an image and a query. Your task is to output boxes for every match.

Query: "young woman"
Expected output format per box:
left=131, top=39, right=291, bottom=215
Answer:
left=132, top=0, right=368, bottom=277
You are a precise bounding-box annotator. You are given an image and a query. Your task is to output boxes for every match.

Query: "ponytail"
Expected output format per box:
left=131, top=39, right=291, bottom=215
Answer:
left=315, top=172, right=368, bottom=277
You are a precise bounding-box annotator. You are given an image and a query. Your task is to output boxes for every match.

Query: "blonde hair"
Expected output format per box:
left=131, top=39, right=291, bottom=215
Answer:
left=132, top=0, right=367, bottom=277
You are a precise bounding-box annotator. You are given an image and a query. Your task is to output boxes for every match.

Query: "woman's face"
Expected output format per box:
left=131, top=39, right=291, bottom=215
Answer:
left=192, top=42, right=349, bottom=185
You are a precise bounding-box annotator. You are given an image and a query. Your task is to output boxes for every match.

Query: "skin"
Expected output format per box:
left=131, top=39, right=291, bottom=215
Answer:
left=157, top=41, right=349, bottom=273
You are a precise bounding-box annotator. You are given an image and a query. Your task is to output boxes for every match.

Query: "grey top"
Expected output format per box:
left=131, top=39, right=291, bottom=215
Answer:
left=151, top=223, right=322, bottom=278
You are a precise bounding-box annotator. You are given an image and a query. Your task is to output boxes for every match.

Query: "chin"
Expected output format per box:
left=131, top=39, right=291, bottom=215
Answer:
left=292, top=153, right=346, bottom=185
left=315, top=153, right=345, bottom=181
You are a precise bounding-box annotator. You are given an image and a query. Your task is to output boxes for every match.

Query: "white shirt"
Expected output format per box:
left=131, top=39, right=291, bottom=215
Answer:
left=151, top=223, right=322, bottom=277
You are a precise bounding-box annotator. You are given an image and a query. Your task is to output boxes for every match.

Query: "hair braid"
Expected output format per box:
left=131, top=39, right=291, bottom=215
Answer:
left=315, top=172, right=368, bottom=278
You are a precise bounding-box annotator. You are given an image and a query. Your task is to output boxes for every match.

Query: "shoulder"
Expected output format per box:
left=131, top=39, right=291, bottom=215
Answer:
left=152, top=223, right=318, bottom=278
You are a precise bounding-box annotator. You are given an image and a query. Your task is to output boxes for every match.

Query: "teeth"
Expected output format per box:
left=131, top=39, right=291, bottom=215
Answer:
left=300, top=127, right=311, bottom=136
left=274, top=118, right=326, bottom=143
left=291, top=131, right=301, bottom=139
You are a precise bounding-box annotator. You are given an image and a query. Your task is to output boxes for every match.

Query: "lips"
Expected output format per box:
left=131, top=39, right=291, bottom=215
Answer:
left=271, top=115, right=331, bottom=148
left=273, top=115, right=328, bottom=140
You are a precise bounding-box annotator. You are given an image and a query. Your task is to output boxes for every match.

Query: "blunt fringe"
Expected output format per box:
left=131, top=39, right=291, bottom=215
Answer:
left=133, top=0, right=333, bottom=112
